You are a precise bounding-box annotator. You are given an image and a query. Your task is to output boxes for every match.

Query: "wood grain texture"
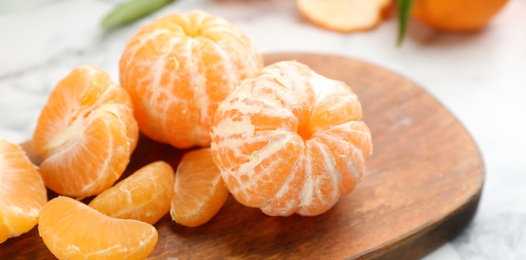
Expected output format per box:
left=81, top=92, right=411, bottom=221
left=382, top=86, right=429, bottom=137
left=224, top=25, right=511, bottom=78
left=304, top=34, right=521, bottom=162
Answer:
left=0, top=53, right=484, bottom=259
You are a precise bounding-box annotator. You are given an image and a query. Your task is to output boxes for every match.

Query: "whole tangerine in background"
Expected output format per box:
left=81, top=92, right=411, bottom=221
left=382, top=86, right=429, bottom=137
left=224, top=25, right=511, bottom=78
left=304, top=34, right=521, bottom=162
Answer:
left=411, top=0, right=509, bottom=32
left=211, top=61, right=372, bottom=216
left=120, top=10, right=264, bottom=149
left=0, top=140, right=47, bottom=244
left=32, top=65, right=139, bottom=198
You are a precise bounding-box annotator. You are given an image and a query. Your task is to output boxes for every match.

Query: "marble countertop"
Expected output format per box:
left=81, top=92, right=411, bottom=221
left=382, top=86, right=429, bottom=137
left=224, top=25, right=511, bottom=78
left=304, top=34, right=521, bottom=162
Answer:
left=1, top=0, right=525, bottom=258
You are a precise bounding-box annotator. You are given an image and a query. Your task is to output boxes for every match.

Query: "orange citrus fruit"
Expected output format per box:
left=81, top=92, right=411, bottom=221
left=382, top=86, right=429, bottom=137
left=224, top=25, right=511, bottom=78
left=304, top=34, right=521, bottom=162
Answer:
left=89, top=161, right=174, bottom=225
left=296, top=0, right=392, bottom=33
left=411, top=0, right=508, bottom=31
left=170, top=148, right=229, bottom=227
left=119, top=10, right=263, bottom=149
left=211, top=61, right=372, bottom=216
left=38, top=196, right=158, bottom=259
left=32, top=65, right=139, bottom=198
left=0, top=140, right=47, bottom=244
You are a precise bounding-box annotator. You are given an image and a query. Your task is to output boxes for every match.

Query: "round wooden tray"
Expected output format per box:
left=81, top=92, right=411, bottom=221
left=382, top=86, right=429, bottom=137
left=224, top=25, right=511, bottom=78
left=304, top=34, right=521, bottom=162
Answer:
left=0, top=53, right=484, bottom=259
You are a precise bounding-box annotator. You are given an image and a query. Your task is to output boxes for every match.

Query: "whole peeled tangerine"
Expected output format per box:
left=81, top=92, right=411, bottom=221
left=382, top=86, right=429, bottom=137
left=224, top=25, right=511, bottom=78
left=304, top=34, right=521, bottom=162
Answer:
left=119, top=10, right=263, bottom=149
left=211, top=61, right=372, bottom=216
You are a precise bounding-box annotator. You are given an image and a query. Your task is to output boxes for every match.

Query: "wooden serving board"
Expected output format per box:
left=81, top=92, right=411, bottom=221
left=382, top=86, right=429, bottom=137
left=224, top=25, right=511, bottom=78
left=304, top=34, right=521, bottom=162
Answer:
left=0, top=53, right=484, bottom=259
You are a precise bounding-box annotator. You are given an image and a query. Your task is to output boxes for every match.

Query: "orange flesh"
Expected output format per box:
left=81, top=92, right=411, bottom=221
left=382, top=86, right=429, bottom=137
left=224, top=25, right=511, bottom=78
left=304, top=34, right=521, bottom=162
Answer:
left=89, top=161, right=174, bottom=225
left=119, top=10, right=263, bottom=149
left=0, top=140, right=47, bottom=243
left=32, top=65, right=138, bottom=198
left=211, top=61, right=372, bottom=216
left=38, top=196, right=158, bottom=259
left=170, top=148, right=229, bottom=227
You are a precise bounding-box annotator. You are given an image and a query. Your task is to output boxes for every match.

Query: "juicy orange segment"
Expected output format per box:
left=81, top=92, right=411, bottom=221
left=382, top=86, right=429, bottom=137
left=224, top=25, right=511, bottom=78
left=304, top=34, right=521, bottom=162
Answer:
left=38, top=196, right=158, bottom=259
left=89, top=161, right=174, bottom=225
left=211, top=61, right=372, bottom=216
left=170, top=148, right=229, bottom=227
left=32, top=65, right=139, bottom=198
left=119, top=10, right=263, bottom=149
left=297, top=0, right=392, bottom=33
left=0, top=140, right=47, bottom=243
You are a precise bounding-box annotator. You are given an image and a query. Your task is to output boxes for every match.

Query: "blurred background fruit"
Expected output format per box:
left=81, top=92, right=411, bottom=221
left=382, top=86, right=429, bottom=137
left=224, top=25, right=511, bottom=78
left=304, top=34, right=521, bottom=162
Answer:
left=296, top=0, right=393, bottom=32
left=411, top=0, right=509, bottom=31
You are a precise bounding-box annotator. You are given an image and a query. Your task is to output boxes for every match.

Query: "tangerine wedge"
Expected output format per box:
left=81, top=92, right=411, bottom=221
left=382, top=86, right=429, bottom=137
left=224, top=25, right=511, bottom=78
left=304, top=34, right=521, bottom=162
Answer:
left=120, top=10, right=263, bottom=149
left=32, top=65, right=139, bottom=198
left=0, top=140, right=47, bottom=244
left=89, top=161, right=174, bottom=225
left=170, top=148, right=229, bottom=227
left=38, top=196, right=158, bottom=259
left=211, top=61, right=372, bottom=216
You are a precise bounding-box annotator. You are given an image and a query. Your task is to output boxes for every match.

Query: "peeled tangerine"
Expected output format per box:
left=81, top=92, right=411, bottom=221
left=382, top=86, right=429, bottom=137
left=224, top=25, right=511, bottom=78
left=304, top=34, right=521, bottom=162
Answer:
left=120, top=10, right=263, bottom=149
left=0, top=140, right=47, bottom=243
left=211, top=61, right=372, bottom=216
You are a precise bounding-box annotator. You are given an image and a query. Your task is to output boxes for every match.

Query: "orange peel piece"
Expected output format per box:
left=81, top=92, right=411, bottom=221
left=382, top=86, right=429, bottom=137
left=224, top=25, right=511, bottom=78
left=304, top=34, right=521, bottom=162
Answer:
left=297, top=0, right=392, bottom=33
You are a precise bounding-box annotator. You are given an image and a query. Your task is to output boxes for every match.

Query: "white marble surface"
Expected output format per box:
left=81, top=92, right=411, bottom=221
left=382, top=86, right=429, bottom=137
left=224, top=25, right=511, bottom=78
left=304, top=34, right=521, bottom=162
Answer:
left=1, top=0, right=525, bottom=258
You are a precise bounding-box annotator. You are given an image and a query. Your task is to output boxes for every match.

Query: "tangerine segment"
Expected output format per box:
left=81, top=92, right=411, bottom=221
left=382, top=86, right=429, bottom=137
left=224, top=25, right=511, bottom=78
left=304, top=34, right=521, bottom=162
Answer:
left=38, top=196, right=158, bottom=260
left=89, top=161, right=174, bottom=225
left=0, top=140, right=47, bottom=244
left=119, top=10, right=263, bottom=149
left=32, top=65, right=138, bottom=198
left=412, top=0, right=508, bottom=31
left=297, top=0, right=392, bottom=33
left=211, top=61, right=372, bottom=216
left=170, top=148, right=229, bottom=227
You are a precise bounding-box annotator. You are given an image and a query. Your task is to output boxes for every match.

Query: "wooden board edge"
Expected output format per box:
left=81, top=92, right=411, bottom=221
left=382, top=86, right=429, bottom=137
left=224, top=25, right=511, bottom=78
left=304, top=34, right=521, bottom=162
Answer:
left=264, top=52, right=486, bottom=259
left=359, top=180, right=484, bottom=260
left=13, top=53, right=487, bottom=259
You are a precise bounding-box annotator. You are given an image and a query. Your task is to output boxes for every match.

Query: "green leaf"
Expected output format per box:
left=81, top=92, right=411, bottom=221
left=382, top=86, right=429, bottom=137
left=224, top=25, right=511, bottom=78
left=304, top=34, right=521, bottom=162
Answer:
left=101, top=0, right=174, bottom=28
left=397, top=0, right=415, bottom=46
